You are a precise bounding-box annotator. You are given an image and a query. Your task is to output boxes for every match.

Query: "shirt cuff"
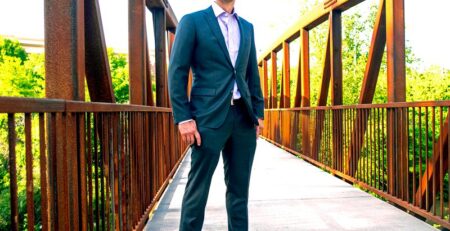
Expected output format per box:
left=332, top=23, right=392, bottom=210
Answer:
left=178, top=119, right=193, bottom=125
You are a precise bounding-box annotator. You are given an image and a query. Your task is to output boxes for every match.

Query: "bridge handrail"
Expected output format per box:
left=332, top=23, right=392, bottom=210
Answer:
left=0, top=96, right=173, bottom=113
left=264, top=100, right=450, bottom=111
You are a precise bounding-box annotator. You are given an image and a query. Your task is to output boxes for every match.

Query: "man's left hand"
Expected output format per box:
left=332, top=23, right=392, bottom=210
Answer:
left=256, top=118, right=264, bottom=139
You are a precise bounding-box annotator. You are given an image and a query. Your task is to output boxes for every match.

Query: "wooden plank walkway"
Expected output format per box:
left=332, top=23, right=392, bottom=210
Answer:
left=145, top=140, right=436, bottom=231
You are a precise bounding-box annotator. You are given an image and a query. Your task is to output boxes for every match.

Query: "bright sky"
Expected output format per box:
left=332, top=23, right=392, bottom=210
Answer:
left=0, top=0, right=449, bottom=68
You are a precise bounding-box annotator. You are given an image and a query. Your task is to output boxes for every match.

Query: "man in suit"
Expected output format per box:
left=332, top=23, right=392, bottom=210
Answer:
left=168, top=0, right=264, bottom=230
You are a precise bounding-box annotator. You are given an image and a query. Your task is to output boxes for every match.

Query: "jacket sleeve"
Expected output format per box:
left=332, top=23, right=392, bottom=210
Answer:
left=168, top=15, right=196, bottom=124
left=246, top=24, right=264, bottom=120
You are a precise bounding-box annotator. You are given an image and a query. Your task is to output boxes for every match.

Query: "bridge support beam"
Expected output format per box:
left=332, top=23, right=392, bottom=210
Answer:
left=330, top=10, right=343, bottom=171
left=85, top=0, right=115, bottom=103
left=300, top=29, right=311, bottom=156
left=271, top=52, right=278, bottom=109
left=262, top=60, right=269, bottom=109
left=386, top=0, right=406, bottom=197
left=129, top=0, right=149, bottom=105
left=281, top=42, right=292, bottom=147
left=153, top=7, right=170, bottom=107
left=45, top=0, right=86, bottom=230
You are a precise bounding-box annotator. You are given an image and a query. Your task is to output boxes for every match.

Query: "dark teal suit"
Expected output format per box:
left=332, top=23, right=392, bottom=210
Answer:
left=168, top=5, right=264, bottom=231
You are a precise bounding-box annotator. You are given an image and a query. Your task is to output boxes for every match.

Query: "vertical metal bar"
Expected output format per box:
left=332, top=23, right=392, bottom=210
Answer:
left=78, top=112, right=87, bottom=231
left=58, top=113, right=71, bottom=229
left=398, top=108, right=402, bottom=199
left=365, top=109, right=369, bottom=184
left=94, top=113, right=100, bottom=229
left=100, top=114, right=106, bottom=230
left=425, top=107, right=429, bottom=210
left=86, top=113, right=94, bottom=231
left=104, top=114, right=111, bottom=230
left=448, top=107, right=450, bottom=221
left=113, top=113, right=120, bottom=229
left=47, top=113, right=57, bottom=230
left=39, top=113, right=49, bottom=231
left=371, top=109, right=375, bottom=187
left=432, top=107, right=437, bottom=215
left=412, top=107, right=416, bottom=205
left=405, top=107, right=409, bottom=202
left=419, top=107, right=423, bottom=208
left=439, top=107, right=444, bottom=218
left=126, top=112, right=132, bottom=231
left=8, top=114, right=19, bottom=231
left=377, top=108, right=381, bottom=190
left=25, top=113, right=35, bottom=230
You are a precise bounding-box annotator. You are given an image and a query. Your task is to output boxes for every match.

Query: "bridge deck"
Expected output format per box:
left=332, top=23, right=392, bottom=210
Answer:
left=145, top=140, right=435, bottom=231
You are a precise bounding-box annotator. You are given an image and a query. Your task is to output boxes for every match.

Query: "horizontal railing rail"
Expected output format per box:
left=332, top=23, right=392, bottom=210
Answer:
left=264, top=101, right=450, bottom=111
left=0, top=96, right=187, bottom=230
left=262, top=101, right=450, bottom=228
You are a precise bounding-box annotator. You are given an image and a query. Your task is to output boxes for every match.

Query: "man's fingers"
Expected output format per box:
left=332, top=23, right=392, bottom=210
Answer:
left=194, top=131, right=202, bottom=146
left=186, top=134, right=192, bottom=144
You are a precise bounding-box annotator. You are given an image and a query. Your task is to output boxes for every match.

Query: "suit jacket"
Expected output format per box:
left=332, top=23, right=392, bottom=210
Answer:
left=168, top=6, right=264, bottom=129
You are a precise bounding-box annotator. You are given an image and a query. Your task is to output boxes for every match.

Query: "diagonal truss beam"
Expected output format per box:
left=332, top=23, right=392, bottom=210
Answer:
left=85, top=0, right=115, bottom=103
left=347, top=0, right=386, bottom=176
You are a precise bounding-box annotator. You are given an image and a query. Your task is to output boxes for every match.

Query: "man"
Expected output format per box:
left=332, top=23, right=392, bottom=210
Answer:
left=168, top=0, right=264, bottom=230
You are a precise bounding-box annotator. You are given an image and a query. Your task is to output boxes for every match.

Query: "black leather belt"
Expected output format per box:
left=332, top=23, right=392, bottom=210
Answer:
left=231, top=98, right=243, bottom=106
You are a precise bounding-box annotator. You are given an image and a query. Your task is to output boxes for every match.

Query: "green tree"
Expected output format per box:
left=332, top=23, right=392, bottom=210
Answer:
left=108, top=48, right=130, bottom=103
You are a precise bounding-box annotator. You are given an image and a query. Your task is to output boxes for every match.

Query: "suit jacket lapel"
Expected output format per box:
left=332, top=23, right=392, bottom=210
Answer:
left=235, top=16, right=246, bottom=71
left=203, top=6, right=233, bottom=68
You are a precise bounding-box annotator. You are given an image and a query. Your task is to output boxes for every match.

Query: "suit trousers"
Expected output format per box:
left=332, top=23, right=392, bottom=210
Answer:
left=179, top=99, right=257, bottom=231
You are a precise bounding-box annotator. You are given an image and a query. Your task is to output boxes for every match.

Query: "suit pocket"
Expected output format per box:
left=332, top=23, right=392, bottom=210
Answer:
left=191, top=87, right=216, bottom=96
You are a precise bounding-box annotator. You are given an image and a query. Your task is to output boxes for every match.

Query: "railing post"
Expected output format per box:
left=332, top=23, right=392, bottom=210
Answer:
left=386, top=0, right=406, bottom=196
left=330, top=10, right=343, bottom=171
left=300, top=28, right=311, bottom=156
left=45, top=0, right=86, bottom=229
left=281, top=42, right=291, bottom=146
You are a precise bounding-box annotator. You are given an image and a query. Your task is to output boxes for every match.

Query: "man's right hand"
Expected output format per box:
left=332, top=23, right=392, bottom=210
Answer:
left=178, top=120, right=202, bottom=146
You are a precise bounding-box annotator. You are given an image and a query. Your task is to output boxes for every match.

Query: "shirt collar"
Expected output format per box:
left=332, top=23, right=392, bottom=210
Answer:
left=212, top=1, right=237, bottom=18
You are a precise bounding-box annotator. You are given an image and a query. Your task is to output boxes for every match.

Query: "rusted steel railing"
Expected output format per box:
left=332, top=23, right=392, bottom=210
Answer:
left=0, top=97, right=188, bottom=230
left=262, top=101, right=450, bottom=228
left=258, top=0, right=450, bottom=228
